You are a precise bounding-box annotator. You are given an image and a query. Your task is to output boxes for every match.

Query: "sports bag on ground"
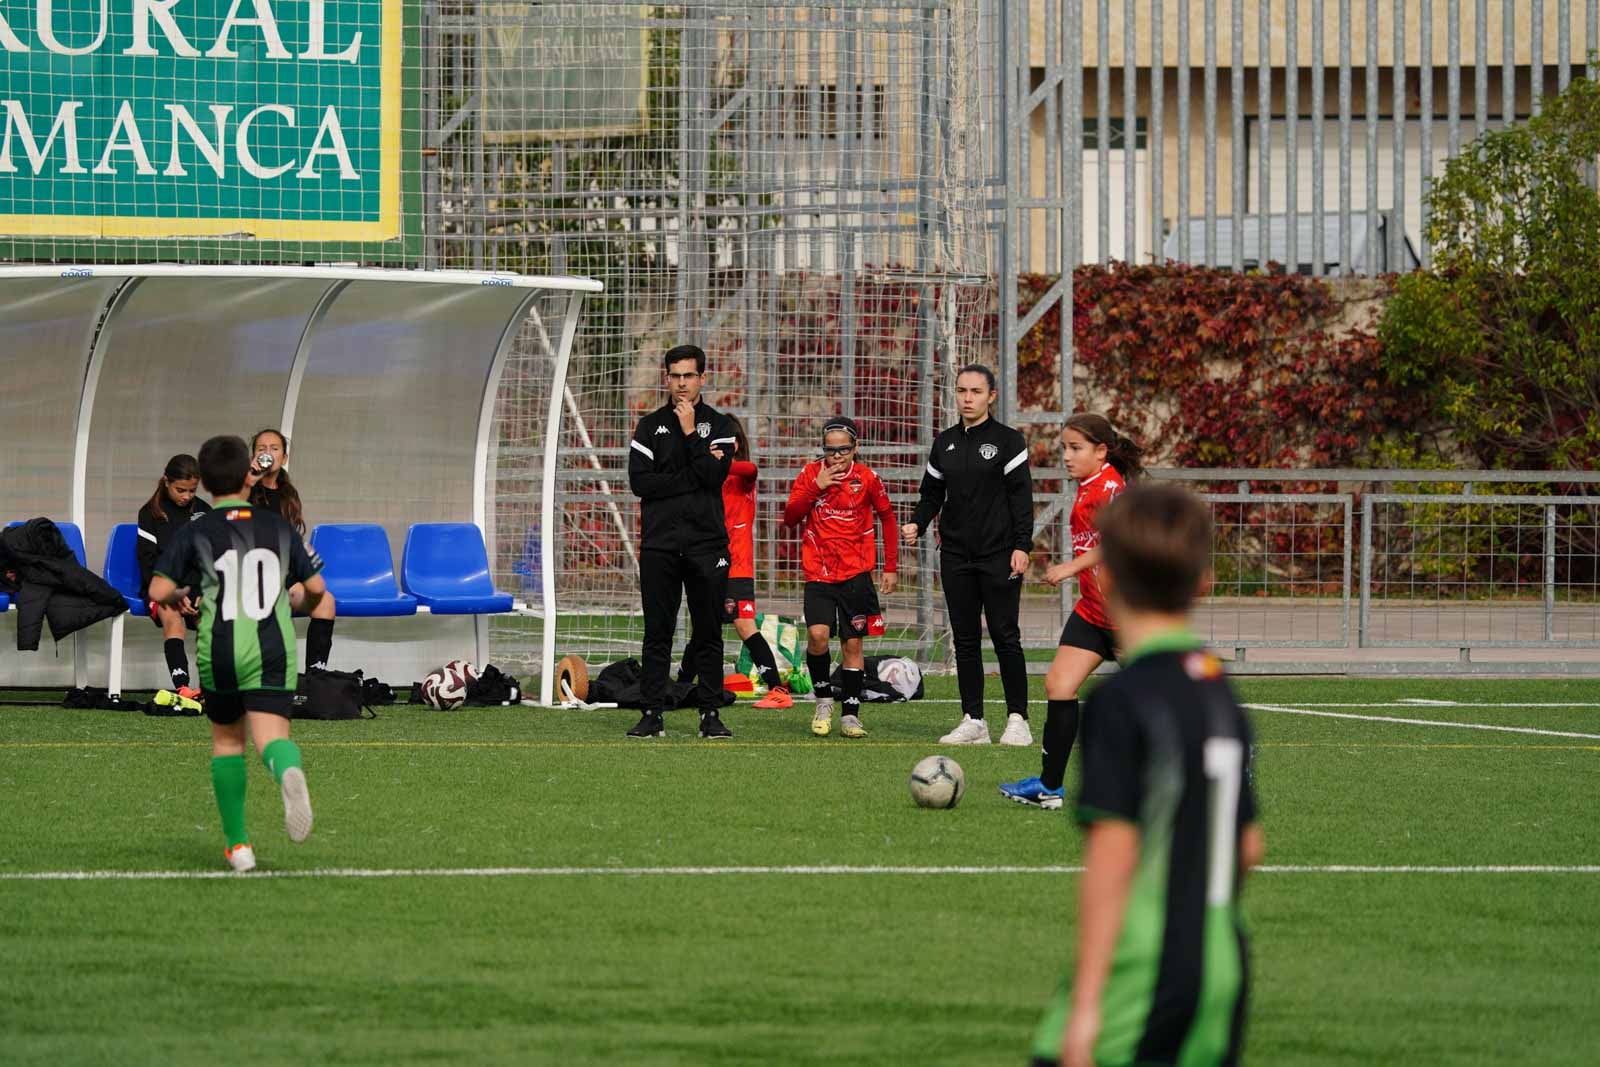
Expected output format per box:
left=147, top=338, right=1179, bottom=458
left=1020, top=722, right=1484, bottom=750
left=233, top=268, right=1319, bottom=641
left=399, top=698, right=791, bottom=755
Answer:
left=295, top=668, right=377, bottom=720
left=827, top=656, right=924, bottom=702
left=587, top=658, right=736, bottom=709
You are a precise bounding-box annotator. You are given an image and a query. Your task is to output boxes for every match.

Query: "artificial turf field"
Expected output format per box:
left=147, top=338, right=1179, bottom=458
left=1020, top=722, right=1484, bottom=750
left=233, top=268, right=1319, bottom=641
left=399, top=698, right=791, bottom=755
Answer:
left=3, top=676, right=1598, bottom=1065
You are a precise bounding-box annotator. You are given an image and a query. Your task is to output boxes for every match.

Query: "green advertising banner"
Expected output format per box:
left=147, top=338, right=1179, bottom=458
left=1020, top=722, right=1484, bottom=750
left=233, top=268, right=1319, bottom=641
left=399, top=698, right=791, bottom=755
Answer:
left=0, top=0, right=401, bottom=240
left=480, top=2, right=647, bottom=143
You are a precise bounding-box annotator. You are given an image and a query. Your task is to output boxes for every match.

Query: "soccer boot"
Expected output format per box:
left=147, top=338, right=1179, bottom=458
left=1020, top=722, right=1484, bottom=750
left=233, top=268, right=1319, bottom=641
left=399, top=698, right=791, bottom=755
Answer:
left=839, top=714, right=868, bottom=739
left=225, top=843, right=257, bottom=873
left=698, top=711, right=733, bottom=739
left=280, top=767, right=314, bottom=843
left=811, top=697, right=835, bottom=737
left=997, top=713, right=1033, bottom=747
left=627, top=711, right=665, bottom=738
left=998, top=776, right=1064, bottom=810
left=752, top=684, right=794, bottom=710
left=938, top=714, right=991, bottom=745
left=153, top=688, right=204, bottom=715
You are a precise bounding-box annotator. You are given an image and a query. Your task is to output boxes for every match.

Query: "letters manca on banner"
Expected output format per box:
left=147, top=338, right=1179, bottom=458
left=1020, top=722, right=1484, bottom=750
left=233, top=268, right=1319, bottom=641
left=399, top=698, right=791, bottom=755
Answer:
left=0, top=0, right=402, bottom=241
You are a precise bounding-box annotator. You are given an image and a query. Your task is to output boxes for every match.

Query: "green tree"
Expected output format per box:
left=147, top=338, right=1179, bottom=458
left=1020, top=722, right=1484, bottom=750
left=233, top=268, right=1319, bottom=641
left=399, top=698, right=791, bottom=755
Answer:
left=1379, top=74, right=1600, bottom=470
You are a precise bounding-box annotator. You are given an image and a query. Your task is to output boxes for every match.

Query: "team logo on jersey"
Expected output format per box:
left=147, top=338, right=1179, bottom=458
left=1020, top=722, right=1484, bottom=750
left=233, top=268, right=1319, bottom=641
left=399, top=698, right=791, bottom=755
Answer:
left=724, top=599, right=738, bottom=617
left=1183, top=652, right=1223, bottom=680
left=697, top=422, right=711, bottom=438
left=225, top=509, right=252, bottom=521
left=654, top=424, right=671, bottom=435
left=979, top=443, right=999, bottom=460
left=866, top=614, right=887, bottom=635
left=715, top=557, right=728, bottom=568
left=849, top=480, right=862, bottom=492
left=189, top=512, right=205, bottom=521
left=738, top=600, right=756, bottom=619
left=946, top=443, right=956, bottom=451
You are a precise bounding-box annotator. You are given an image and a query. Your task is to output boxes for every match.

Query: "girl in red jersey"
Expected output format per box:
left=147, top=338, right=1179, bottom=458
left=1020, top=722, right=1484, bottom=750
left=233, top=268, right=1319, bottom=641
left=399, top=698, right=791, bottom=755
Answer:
left=678, top=417, right=793, bottom=707
left=999, top=413, right=1144, bottom=809
left=783, top=416, right=899, bottom=739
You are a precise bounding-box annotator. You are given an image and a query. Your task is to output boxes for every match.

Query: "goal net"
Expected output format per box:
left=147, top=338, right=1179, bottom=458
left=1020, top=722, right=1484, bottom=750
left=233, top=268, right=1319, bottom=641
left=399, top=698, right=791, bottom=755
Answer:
left=477, top=1, right=998, bottom=700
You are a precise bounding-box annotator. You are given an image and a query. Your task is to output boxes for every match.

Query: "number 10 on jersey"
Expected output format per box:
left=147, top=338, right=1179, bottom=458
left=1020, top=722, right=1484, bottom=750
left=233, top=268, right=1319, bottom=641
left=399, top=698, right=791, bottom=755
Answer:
left=214, top=548, right=283, bottom=622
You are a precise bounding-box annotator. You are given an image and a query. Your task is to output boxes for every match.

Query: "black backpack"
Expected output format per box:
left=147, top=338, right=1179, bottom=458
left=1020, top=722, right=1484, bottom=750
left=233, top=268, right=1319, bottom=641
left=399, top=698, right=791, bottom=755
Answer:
left=295, top=668, right=377, bottom=720
left=465, top=664, right=522, bottom=705
left=586, top=657, right=736, bottom=709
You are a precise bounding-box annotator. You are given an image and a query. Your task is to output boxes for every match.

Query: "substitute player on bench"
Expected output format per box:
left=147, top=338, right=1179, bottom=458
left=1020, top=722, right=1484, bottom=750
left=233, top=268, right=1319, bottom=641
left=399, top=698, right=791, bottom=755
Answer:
left=1031, top=483, right=1263, bottom=1067
left=148, top=435, right=328, bottom=873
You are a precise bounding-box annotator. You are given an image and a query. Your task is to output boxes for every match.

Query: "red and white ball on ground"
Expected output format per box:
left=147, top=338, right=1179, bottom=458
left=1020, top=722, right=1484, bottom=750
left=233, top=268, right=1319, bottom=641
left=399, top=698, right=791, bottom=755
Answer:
left=421, top=660, right=478, bottom=710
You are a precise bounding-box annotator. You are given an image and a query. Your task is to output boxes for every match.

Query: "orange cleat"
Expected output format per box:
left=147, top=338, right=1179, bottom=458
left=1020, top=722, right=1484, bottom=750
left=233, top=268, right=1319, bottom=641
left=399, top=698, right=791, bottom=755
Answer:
left=752, top=684, right=794, bottom=710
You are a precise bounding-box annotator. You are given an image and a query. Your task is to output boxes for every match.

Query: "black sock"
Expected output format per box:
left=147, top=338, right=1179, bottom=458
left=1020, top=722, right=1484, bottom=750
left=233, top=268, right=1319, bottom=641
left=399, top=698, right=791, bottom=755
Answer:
left=807, top=651, right=833, bottom=698
left=163, top=639, right=190, bottom=689
left=1040, top=699, right=1080, bottom=791
left=743, top=632, right=784, bottom=690
left=839, top=666, right=864, bottom=721
left=306, top=618, right=335, bottom=672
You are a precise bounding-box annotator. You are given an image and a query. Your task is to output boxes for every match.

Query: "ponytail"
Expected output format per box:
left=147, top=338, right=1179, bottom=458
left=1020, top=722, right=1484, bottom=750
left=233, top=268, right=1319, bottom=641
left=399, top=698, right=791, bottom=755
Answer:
left=1065, top=412, right=1145, bottom=482
left=272, top=470, right=307, bottom=535
left=147, top=453, right=200, bottom=524
left=1107, top=432, right=1146, bottom=482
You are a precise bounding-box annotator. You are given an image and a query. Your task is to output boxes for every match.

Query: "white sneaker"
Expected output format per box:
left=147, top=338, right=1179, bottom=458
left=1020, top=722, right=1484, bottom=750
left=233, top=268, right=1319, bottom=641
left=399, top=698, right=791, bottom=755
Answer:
left=280, top=766, right=314, bottom=843
left=225, top=843, right=256, bottom=873
left=997, top=713, right=1033, bottom=747
left=939, top=715, right=991, bottom=745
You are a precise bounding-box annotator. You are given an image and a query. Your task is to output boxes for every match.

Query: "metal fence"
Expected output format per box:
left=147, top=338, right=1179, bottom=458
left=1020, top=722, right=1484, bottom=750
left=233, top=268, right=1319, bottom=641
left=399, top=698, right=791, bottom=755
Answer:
left=1167, top=469, right=1600, bottom=672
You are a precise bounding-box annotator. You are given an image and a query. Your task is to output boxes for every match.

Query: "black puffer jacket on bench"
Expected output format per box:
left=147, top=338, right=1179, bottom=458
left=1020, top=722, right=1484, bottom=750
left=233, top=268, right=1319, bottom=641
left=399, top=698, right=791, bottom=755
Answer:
left=0, top=518, right=127, bottom=651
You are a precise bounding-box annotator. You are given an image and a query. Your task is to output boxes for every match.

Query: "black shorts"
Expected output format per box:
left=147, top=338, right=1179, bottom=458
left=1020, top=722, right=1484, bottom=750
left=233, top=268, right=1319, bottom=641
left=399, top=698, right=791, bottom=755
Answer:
left=803, top=574, right=885, bottom=639
left=1059, top=609, right=1118, bottom=662
left=720, top=577, right=758, bottom=624
left=205, top=689, right=296, bottom=725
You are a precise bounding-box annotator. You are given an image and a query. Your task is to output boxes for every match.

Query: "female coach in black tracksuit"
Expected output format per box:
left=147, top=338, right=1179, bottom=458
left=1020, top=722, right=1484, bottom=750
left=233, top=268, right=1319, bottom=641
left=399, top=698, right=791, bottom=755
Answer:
left=902, top=364, right=1034, bottom=746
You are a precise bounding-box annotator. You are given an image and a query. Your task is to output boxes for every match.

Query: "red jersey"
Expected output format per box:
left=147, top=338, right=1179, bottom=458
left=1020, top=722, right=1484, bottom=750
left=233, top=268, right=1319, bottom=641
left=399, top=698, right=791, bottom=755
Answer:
left=724, top=460, right=758, bottom=579
left=1070, top=463, right=1125, bottom=628
left=783, top=460, right=899, bottom=583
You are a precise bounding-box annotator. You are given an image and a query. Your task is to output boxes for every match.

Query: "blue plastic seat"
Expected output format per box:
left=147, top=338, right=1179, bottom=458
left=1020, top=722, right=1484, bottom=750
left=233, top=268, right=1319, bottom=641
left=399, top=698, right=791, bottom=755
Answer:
left=6, top=518, right=87, bottom=567
left=307, top=525, right=418, bottom=617
left=102, top=523, right=149, bottom=614
left=401, top=523, right=514, bottom=614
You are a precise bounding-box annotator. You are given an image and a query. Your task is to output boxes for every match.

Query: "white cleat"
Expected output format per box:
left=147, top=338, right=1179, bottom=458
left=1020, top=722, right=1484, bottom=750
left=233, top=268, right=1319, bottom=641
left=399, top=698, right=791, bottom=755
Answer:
left=939, top=714, right=992, bottom=745
left=225, top=843, right=256, bottom=873
left=997, top=713, right=1033, bottom=747
left=280, top=767, right=314, bottom=843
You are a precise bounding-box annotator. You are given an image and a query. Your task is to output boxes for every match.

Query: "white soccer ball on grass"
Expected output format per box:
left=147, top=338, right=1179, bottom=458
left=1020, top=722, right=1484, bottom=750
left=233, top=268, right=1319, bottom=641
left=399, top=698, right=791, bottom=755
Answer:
left=908, top=755, right=966, bottom=809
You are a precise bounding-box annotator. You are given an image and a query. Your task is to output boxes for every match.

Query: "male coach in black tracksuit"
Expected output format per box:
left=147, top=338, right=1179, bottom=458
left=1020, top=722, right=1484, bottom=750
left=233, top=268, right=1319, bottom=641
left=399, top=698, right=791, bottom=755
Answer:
left=627, top=343, right=737, bottom=739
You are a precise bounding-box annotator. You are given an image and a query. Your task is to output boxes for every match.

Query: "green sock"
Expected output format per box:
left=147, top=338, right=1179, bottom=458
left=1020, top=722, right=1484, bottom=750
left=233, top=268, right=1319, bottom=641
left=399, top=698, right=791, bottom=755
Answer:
left=210, top=755, right=249, bottom=849
left=261, top=738, right=302, bottom=784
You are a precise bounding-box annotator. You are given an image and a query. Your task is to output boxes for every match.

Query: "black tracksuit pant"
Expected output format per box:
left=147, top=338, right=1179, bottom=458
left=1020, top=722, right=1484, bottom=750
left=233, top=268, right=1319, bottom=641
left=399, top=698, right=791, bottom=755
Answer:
left=639, top=548, right=728, bottom=714
left=941, top=553, right=1028, bottom=720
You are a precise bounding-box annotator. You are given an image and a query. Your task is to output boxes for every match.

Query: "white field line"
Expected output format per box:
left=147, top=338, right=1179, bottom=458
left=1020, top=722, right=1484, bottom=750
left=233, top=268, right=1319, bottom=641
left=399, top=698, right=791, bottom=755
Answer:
left=1259, top=702, right=1600, bottom=709
left=1243, top=703, right=1600, bottom=740
left=3, top=864, right=1599, bottom=882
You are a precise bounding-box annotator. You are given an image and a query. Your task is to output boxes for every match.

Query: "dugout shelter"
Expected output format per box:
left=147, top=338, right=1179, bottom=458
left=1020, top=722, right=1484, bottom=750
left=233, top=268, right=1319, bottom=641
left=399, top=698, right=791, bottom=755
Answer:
left=0, top=264, right=599, bottom=692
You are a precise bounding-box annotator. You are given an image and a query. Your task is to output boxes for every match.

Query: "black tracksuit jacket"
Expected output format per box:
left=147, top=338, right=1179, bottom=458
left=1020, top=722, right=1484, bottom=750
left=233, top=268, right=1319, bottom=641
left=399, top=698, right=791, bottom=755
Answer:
left=628, top=399, right=737, bottom=556
left=909, top=417, right=1034, bottom=562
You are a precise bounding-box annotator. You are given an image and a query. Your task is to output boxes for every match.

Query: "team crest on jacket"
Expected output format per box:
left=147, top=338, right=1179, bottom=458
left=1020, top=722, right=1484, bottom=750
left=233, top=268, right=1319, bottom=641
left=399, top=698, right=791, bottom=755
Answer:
left=697, top=422, right=711, bottom=438
left=979, top=443, right=999, bottom=460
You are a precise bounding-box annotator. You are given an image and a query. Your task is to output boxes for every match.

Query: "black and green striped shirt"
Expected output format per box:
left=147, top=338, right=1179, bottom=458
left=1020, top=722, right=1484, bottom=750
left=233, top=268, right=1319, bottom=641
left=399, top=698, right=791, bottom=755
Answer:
left=1036, top=629, right=1259, bottom=1067
left=153, top=498, right=323, bottom=694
